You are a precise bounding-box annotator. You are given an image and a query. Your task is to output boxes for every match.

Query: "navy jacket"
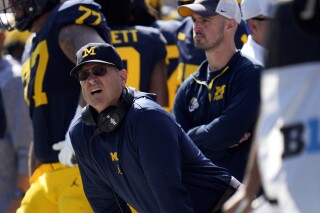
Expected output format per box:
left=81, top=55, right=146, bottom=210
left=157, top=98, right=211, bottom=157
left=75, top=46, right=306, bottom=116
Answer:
left=70, top=90, right=232, bottom=213
left=173, top=51, right=261, bottom=181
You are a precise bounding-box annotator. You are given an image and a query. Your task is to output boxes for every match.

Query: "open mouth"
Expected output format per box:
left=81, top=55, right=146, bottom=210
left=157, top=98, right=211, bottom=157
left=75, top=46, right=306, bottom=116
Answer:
left=91, top=89, right=102, bottom=95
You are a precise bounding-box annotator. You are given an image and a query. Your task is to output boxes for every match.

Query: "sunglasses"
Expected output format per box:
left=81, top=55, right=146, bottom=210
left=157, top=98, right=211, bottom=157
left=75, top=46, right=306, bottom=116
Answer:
left=252, top=17, right=270, bottom=21
left=77, top=66, right=108, bottom=81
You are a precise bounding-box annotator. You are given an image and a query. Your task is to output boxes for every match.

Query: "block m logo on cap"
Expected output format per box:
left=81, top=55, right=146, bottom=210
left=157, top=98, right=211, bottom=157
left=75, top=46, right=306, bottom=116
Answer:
left=83, top=46, right=97, bottom=58
left=71, top=43, right=125, bottom=78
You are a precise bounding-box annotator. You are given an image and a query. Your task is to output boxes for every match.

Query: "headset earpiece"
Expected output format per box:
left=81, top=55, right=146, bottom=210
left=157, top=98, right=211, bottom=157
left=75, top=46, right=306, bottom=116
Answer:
left=81, top=88, right=134, bottom=133
left=81, top=105, right=98, bottom=126
left=97, top=106, right=118, bottom=133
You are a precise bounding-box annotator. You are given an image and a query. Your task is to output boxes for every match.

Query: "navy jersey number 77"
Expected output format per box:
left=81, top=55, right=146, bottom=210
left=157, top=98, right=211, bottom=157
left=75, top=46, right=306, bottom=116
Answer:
left=21, top=1, right=110, bottom=163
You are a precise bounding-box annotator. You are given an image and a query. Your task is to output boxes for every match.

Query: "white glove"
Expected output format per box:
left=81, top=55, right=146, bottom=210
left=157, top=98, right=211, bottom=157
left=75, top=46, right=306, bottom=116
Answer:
left=52, top=105, right=82, bottom=167
left=52, top=135, right=76, bottom=167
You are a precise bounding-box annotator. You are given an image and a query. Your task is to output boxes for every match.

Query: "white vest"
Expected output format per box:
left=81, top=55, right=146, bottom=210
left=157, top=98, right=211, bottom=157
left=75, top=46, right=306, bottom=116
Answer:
left=256, top=62, right=320, bottom=213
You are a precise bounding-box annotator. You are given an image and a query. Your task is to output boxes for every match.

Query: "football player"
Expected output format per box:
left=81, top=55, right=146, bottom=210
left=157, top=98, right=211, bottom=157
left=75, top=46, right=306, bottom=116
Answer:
left=97, top=0, right=169, bottom=108
left=0, top=0, right=110, bottom=212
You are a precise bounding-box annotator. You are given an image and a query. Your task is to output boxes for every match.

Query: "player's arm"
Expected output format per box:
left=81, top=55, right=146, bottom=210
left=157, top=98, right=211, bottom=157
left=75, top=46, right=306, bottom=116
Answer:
left=28, top=142, right=37, bottom=176
left=52, top=24, right=108, bottom=166
left=149, top=58, right=169, bottom=107
left=147, top=29, right=169, bottom=108
left=222, top=140, right=260, bottom=213
left=58, top=24, right=107, bottom=64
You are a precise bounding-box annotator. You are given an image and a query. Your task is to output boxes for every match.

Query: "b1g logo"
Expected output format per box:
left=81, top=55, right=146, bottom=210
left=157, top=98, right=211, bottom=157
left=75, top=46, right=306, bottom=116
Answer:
left=281, top=118, right=320, bottom=158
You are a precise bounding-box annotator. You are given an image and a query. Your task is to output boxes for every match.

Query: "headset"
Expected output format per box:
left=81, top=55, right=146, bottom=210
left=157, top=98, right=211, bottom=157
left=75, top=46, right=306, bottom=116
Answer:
left=84, top=87, right=155, bottom=212
left=84, top=87, right=134, bottom=212
left=82, top=87, right=134, bottom=133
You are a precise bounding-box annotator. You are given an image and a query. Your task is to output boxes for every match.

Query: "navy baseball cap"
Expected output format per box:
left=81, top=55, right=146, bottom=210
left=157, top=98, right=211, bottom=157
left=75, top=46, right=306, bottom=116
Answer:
left=70, top=43, right=124, bottom=77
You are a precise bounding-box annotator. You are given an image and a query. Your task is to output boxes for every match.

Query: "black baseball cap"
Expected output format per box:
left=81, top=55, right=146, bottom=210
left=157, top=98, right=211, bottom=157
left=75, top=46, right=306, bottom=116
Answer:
left=70, top=43, right=124, bottom=77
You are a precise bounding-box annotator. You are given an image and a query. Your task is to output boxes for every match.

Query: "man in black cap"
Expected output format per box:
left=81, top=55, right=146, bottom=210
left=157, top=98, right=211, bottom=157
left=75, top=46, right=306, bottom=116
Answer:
left=69, top=42, right=242, bottom=213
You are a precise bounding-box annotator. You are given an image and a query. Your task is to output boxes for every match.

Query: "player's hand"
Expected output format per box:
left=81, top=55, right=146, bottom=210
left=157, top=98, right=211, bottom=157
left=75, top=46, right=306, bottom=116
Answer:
left=52, top=136, right=76, bottom=167
left=229, top=132, right=251, bottom=148
left=222, top=187, right=253, bottom=213
left=239, top=132, right=251, bottom=143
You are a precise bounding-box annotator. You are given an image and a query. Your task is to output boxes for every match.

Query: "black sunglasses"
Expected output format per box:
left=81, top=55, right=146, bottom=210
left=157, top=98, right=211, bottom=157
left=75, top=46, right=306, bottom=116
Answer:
left=77, top=66, right=108, bottom=81
left=252, top=17, right=270, bottom=21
